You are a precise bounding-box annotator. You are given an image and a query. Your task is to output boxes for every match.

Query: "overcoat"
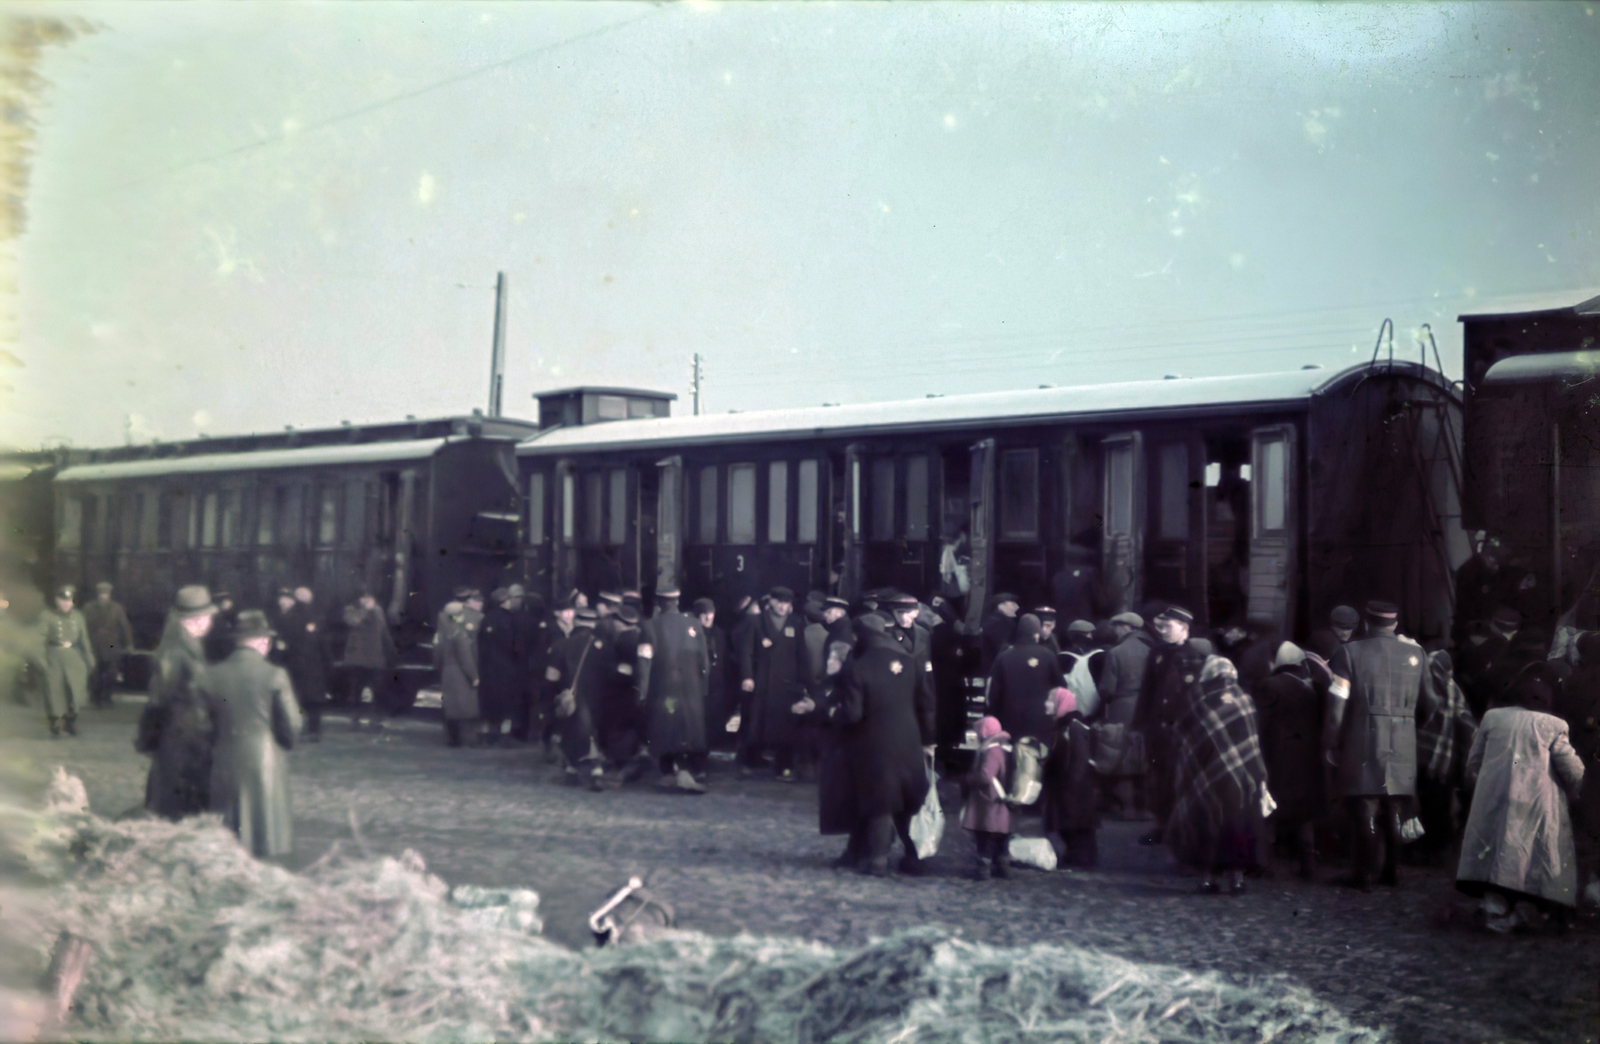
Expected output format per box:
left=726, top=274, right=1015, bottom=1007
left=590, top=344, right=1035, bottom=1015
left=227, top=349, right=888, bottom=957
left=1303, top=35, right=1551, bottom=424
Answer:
left=277, top=602, right=328, bottom=707
left=962, top=733, right=1012, bottom=833
left=476, top=604, right=522, bottom=722
left=1133, top=639, right=1211, bottom=763
left=1253, top=663, right=1325, bottom=822
left=738, top=609, right=805, bottom=750
left=202, top=646, right=303, bottom=858
left=1328, top=634, right=1433, bottom=798
left=596, top=622, right=647, bottom=762
left=555, top=624, right=606, bottom=765
left=986, top=641, right=1062, bottom=745
left=1457, top=707, right=1585, bottom=907
left=39, top=608, right=94, bottom=718
left=138, top=620, right=213, bottom=819
left=929, top=611, right=970, bottom=748
left=646, top=608, right=710, bottom=756
left=435, top=607, right=481, bottom=720
left=979, top=612, right=1016, bottom=675
left=341, top=604, right=396, bottom=669
left=831, top=632, right=932, bottom=819
left=83, top=598, right=134, bottom=665
left=1041, top=711, right=1099, bottom=833
left=1098, top=630, right=1155, bottom=725
left=702, top=623, right=733, bottom=735
left=800, top=672, right=858, bottom=835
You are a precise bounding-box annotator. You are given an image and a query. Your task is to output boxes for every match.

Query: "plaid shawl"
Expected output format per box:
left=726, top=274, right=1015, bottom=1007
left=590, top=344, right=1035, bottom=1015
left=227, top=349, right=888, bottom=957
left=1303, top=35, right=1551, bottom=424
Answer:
left=1168, top=657, right=1269, bottom=854
left=1419, top=650, right=1477, bottom=783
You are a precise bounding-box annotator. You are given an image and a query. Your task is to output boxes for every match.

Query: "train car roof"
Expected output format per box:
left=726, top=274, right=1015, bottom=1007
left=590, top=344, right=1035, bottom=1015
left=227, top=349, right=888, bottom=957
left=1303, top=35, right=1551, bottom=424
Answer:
left=1481, top=349, right=1600, bottom=385
left=54, top=436, right=469, bottom=484
left=518, top=361, right=1448, bottom=455
left=1458, top=289, right=1600, bottom=321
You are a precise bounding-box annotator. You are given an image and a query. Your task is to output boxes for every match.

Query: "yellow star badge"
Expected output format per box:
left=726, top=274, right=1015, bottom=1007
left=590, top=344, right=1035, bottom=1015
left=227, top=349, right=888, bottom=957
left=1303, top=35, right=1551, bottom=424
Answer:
left=889, top=660, right=904, bottom=675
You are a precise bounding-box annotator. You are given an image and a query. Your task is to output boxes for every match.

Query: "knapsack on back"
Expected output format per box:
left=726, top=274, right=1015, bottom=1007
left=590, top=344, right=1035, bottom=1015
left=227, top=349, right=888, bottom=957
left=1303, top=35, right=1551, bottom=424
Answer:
left=1060, top=650, right=1101, bottom=720
left=1007, top=737, right=1048, bottom=806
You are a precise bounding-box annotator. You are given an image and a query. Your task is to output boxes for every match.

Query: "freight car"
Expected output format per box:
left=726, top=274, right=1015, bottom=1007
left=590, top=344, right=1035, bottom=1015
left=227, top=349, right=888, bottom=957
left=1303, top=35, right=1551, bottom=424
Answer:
left=47, top=412, right=536, bottom=697
left=514, top=361, right=1467, bottom=645
left=1460, top=291, right=1600, bottom=635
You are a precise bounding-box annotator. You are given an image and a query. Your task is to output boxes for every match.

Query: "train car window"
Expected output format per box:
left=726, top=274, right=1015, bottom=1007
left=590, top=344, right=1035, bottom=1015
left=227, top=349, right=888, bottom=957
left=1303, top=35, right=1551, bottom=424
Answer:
left=905, top=455, right=930, bottom=540
left=201, top=492, right=220, bottom=548
left=582, top=472, right=604, bottom=546
left=608, top=470, right=628, bottom=546
left=103, top=495, right=121, bottom=550
left=1159, top=443, right=1189, bottom=541
left=870, top=457, right=895, bottom=541
left=696, top=465, right=718, bottom=544
left=157, top=493, right=175, bottom=549
left=343, top=482, right=363, bottom=547
left=999, top=448, right=1040, bottom=541
left=527, top=472, right=546, bottom=546
left=797, top=459, right=819, bottom=544
left=57, top=496, right=82, bottom=550
left=561, top=471, right=575, bottom=543
left=768, top=461, right=788, bottom=543
left=139, top=493, right=157, bottom=551
left=727, top=463, right=757, bottom=544
left=597, top=395, right=627, bottom=421
left=1106, top=445, right=1134, bottom=536
left=1204, top=462, right=1222, bottom=488
left=314, top=486, right=339, bottom=546
left=283, top=486, right=305, bottom=548
left=222, top=490, right=244, bottom=548
left=1239, top=464, right=1252, bottom=482
left=627, top=398, right=653, bottom=419
left=1261, top=439, right=1287, bottom=532
left=257, top=488, right=278, bottom=546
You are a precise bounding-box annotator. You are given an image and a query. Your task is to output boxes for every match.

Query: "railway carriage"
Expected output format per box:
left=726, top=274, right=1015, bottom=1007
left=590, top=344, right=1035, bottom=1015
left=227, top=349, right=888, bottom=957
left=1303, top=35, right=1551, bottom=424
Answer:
left=47, top=413, right=535, bottom=693
left=516, top=362, right=1466, bottom=644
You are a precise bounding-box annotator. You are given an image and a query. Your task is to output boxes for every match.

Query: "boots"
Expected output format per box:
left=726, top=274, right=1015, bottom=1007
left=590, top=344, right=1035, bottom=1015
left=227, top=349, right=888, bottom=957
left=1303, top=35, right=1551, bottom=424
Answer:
left=62, top=715, right=77, bottom=736
left=991, top=852, right=1011, bottom=879
left=972, top=857, right=992, bottom=881
left=48, top=716, right=61, bottom=738
left=859, top=856, right=891, bottom=878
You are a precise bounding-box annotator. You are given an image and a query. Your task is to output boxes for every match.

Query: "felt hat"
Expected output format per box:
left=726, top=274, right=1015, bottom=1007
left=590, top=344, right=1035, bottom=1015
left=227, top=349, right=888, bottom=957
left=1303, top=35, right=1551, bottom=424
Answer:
left=173, top=585, right=216, bottom=619
left=232, top=609, right=276, bottom=641
left=575, top=606, right=599, bottom=624
left=1330, top=605, right=1361, bottom=628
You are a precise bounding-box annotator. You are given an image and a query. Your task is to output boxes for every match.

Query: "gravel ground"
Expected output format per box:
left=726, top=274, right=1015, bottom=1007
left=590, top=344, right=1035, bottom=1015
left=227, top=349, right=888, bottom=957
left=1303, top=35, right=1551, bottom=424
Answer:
left=4, top=696, right=1600, bottom=1044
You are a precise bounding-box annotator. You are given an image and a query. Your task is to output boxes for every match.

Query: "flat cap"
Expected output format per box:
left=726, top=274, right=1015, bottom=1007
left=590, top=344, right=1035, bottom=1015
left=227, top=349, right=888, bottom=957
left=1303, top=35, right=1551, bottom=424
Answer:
left=1032, top=606, right=1058, bottom=620
left=1491, top=605, right=1523, bottom=628
left=1330, top=605, right=1361, bottom=628
left=823, top=596, right=850, bottom=611
left=491, top=587, right=512, bottom=604
left=992, top=592, right=1020, bottom=606
left=1067, top=619, right=1096, bottom=635
left=692, top=597, right=716, bottom=615
left=768, top=585, right=796, bottom=603
left=882, top=591, right=919, bottom=610
left=94, top=581, right=113, bottom=594
left=1111, top=611, right=1144, bottom=628
left=1364, top=600, right=1400, bottom=620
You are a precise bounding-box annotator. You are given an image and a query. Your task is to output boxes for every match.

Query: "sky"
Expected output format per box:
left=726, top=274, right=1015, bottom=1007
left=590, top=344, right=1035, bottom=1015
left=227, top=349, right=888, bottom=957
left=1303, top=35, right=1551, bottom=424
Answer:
left=4, top=0, right=1599, bottom=448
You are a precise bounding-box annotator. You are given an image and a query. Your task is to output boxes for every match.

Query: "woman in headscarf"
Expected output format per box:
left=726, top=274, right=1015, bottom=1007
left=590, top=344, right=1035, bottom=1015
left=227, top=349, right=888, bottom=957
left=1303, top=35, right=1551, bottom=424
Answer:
left=1041, top=686, right=1099, bottom=868
left=1252, top=641, right=1324, bottom=879
left=1414, top=646, right=1479, bottom=865
left=136, top=586, right=218, bottom=819
left=1458, top=662, right=1585, bottom=931
left=1166, top=655, right=1271, bottom=895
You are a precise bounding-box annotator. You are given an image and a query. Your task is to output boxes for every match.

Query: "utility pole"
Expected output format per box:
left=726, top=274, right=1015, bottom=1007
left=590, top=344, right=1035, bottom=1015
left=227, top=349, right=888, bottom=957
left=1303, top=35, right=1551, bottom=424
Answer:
left=691, top=353, right=703, bottom=416
left=488, top=271, right=509, bottom=418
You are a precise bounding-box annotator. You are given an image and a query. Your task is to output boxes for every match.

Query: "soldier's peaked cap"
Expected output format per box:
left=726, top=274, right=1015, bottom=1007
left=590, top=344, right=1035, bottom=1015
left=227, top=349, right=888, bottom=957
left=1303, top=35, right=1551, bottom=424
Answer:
left=655, top=586, right=681, bottom=600
left=94, top=581, right=113, bottom=593
left=1330, top=605, right=1361, bottom=628
left=575, top=606, right=599, bottom=623
left=1364, top=600, right=1400, bottom=620
left=1033, top=606, right=1058, bottom=620
left=55, top=584, right=76, bottom=600
left=617, top=605, right=641, bottom=625
left=1154, top=605, right=1194, bottom=624
left=883, top=592, right=919, bottom=609
left=823, top=596, right=850, bottom=610
left=598, top=590, right=624, bottom=605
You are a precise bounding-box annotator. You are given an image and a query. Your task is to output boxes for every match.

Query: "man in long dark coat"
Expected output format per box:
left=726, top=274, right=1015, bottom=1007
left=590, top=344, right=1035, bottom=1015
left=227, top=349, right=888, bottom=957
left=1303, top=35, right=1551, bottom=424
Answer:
left=645, top=587, right=710, bottom=792
left=979, top=592, right=1021, bottom=675
left=38, top=585, right=93, bottom=737
left=552, top=607, right=605, bottom=788
left=1132, top=605, right=1212, bottom=845
left=477, top=587, right=523, bottom=746
left=1096, top=610, right=1156, bottom=818
left=927, top=596, right=970, bottom=753
left=602, top=605, right=653, bottom=780
left=824, top=614, right=936, bottom=876
left=694, top=598, right=735, bottom=749
left=201, top=610, right=303, bottom=859
left=737, top=585, right=807, bottom=781
left=539, top=595, right=577, bottom=759
left=138, top=585, right=217, bottom=818
left=84, top=581, right=134, bottom=708
left=1254, top=640, right=1326, bottom=879
left=1457, top=606, right=1521, bottom=718
left=1326, top=599, right=1438, bottom=890
left=1049, top=546, right=1112, bottom=626
left=985, top=613, right=1063, bottom=746
left=510, top=586, right=549, bottom=744
left=276, top=587, right=328, bottom=739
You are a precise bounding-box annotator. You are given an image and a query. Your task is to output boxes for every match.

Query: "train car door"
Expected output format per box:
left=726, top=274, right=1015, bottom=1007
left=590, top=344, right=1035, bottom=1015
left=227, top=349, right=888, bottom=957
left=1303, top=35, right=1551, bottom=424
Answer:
left=1247, top=423, right=1297, bottom=637
left=654, top=456, right=683, bottom=596
left=965, top=438, right=995, bottom=631
left=1144, top=437, right=1208, bottom=623
left=1101, top=432, right=1144, bottom=614
left=862, top=452, right=940, bottom=599
left=633, top=465, right=657, bottom=599
left=754, top=457, right=827, bottom=601
left=718, top=460, right=760, bottom=605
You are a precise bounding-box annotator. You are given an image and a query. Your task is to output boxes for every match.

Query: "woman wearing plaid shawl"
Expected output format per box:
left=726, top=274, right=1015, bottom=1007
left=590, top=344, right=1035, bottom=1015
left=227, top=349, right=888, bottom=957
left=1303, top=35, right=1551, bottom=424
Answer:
left=1167, top=655, right=1272, bottom=895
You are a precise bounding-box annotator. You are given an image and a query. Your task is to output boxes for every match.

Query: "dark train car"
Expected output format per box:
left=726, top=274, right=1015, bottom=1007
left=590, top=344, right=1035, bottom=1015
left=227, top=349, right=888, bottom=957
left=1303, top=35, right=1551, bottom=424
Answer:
left=515, top=363, right=1464, bottom=645
left=0, top=449, right=68, bottom=616
left=50, top=412, right=536, bottom=695
left=1461, top=292, right=1600, bottom=634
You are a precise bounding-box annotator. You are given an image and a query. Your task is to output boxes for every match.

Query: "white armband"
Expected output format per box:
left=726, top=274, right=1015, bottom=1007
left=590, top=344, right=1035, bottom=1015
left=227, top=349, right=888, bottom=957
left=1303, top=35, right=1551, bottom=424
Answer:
left=1329, top=677, right=1350, bottom=700
left=617, top=663, right=634, bottom=676
left=637, top=644, right=653, bottom=660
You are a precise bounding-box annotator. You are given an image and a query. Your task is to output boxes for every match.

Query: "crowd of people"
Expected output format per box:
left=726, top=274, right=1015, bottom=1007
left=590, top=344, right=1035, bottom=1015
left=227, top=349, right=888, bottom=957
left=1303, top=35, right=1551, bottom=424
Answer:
left=5, top=531, right=1598, bottom=935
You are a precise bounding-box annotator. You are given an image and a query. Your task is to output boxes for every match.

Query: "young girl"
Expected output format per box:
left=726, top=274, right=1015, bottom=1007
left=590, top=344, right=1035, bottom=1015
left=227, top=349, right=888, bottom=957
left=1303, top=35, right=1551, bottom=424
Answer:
left=963, top=716, right=1013, bottom=879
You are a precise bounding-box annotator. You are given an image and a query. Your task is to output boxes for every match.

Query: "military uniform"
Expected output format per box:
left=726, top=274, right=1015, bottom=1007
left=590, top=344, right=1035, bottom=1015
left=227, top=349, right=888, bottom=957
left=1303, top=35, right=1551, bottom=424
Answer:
left=1327, top=603, right=1438, bottom=887
left=436, top=602, right=482, bottom=746
left=40, top=595, right=94, bottom=734
left=83, top=590, right=134, bottom=707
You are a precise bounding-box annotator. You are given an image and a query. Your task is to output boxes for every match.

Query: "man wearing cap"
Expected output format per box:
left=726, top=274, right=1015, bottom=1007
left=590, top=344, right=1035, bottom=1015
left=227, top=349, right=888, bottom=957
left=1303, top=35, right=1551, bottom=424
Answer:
left=205, top=591, right=240, bottom=663
left=597, top=590, right=625, bottom=623
left=435, top=596, right=482, bottom=747
left=1095, top=611, right=1155, bottom=818
left=644, top=587, right=710, bottom=792
left=476, top=587, right=523, bottom=745
left=980, top=593, right=1021, bottom=675
left=1309, top=605, right=1361, bottom=661
left=37, top=585, right=94, bottom=737
left=1453, top=536, right=1507, bottom=647
left=986, top=613, right=1064, bottom=745
left=277, top=586, right=329, bottom=740
left=1132, top=605, right=1210, bottom=843
left=139, top=585, right=217, bottom=818
left=509, top=586, right=549, bottom=744
left=1049, top=546, right=1111, bottom=630
left=1325, top=599, right=1438, bottom=890
left=537, top=593, right=577, bottom=759
left=201, top=609, right=303, bottom=859
left=1457, top=605, right=1522, bottom=718
left=600, top=603, right=655, bottom=780
left=1032, top=607, right=1061, bottom=655
left=737, top=585, right=806, bottom=781
left=83, top=581, right=134, bottom=708
left=693, top=598, right=735, bottom=745
left=342, top=591, right=397, bottom=733
left=553, top=606, right=606, bottom=788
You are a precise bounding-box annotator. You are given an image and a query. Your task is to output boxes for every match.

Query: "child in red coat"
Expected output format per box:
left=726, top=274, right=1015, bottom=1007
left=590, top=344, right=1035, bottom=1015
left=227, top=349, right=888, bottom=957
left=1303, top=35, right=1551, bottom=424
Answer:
left=963, top=716, right=1014, bottom=879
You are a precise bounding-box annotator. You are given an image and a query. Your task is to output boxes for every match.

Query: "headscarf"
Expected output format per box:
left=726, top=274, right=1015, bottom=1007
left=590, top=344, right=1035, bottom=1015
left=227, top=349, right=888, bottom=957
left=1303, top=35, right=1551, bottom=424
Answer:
left=1198, top=654, right=1238, bottom=687
left=1272, top=641, right=1306, bottom=670
left=1048, top=686, right=1077, bottom=719
left=976, top=715, right=1004, bottom=742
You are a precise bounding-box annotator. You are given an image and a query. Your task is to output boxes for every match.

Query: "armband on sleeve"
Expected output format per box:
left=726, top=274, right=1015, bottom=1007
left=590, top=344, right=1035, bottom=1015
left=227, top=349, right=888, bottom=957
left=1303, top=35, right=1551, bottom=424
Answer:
left=1329, top=677, right=1350, bottom=700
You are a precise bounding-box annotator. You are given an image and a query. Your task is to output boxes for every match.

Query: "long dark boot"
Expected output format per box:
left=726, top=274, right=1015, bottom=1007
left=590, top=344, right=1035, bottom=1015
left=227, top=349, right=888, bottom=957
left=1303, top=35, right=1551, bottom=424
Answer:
left=62, top=715, right=77, bottom=736
left=48, top=716, right=61, bottom=738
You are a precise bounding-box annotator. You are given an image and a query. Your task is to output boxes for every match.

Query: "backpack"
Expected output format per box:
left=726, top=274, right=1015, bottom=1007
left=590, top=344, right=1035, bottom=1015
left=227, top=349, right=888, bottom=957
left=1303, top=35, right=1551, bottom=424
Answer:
left=1007, top=737, right=1048, bottom=806
left=1061, top=650, right=1101, bottom=720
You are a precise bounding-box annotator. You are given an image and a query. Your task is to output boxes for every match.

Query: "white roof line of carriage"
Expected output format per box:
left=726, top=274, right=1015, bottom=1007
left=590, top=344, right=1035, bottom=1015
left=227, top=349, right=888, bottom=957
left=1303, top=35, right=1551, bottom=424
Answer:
left=518, top=361, right=1443, bottom=455
left=55, top=437, right=458, bottom=483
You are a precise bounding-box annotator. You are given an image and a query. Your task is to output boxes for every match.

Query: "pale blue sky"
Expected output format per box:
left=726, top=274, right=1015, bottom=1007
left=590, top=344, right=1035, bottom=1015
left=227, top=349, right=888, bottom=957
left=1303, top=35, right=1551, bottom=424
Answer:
left=9, top=1, right=1600, bottom=447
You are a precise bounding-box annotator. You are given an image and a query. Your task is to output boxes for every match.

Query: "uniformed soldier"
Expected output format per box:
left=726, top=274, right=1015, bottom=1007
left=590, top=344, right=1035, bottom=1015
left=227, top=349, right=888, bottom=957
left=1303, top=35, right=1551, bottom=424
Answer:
left=39, top=584, right=95, bottom=736
left=1131, top=605, right=1210, bottom=845
left=1325, top=599, right=1438, bottom=891
left=83, top=581, right=134, bottom=707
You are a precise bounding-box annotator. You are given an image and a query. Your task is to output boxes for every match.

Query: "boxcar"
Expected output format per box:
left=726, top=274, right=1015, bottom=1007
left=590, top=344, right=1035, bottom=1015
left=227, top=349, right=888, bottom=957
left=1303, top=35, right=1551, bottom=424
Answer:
left=1461, top=292, right=1600, bottom=634
left=49, top=413, right=535, bottom=692
left=515, top=362, right=1466, bottom=644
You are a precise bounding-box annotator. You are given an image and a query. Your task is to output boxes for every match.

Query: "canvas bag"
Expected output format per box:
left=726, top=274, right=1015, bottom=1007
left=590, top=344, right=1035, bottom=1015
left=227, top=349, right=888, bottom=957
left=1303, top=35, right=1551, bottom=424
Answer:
left=1007, top=737, right=1048, bottom=806
left=1060, top=651, right=1101, bottom=720
left=907, top=754, right=944, bottom=860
